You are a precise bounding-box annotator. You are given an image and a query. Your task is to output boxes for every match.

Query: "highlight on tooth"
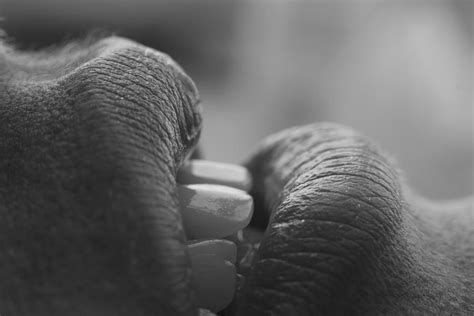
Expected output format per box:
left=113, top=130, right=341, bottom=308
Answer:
left=178, top=184, right=254, bottom=239
left=177, top=159, right=252, bottom=192
left=188, top=239, right=237, bottom=264
left=190, top=253, right=236, bottom=313
left=198, top=308, right=217, bottom=316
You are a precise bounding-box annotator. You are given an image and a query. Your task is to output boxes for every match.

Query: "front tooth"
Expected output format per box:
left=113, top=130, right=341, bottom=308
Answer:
left=188, top=239, right=237, bottom=264
left=178, top=184, right=253, bottom=239
left=190, top=253, right=236, bottom=312
left=198, top=309, right=217, bottom=316
left=177, top=160, right=252, bottom=192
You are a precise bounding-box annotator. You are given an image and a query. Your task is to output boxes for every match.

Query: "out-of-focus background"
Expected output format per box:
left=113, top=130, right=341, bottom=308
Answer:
left=1, top=0, right=472, bottom=199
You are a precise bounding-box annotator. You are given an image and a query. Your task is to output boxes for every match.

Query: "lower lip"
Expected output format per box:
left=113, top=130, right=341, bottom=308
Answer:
left=220, top=226, right=265, bottom=314
left=227, top=227, right=265, bottom=276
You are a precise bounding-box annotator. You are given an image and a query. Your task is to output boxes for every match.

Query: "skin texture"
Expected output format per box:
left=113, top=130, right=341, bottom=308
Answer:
left=0, top=36, right=472, bottom=315
left=239, top=124, right=473, bottom=315
left=0, top=36, right=202, bottom=315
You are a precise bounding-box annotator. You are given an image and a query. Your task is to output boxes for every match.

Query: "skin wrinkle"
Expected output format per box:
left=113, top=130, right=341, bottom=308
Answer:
left=246, top=285, right=309, bottom=316
left=277, top=251, right=355, bottom=287
left=279, top=137, right=363, bottom=171
left=314, top=151, right=400, bottom=192
left=267, top=222, right=366, bottom=267
left=255, top=128, right=396, bottom=215
left=247, top=259, right=327, bottom=315
left=112, top=47, right=201, bottom=150
left=74, top=39, right=201, bottom=156
left=291, top=173, right=398, bottom=227
left=68, top=48, right=195, bottom=314
left=75, top=66, right=177, bottom=145
left=278, top=214, right=381, bottom=244
left=1, top=35, right=472, bottom=314
left=276, top=136, right=348, bottom=178
left=286, top=144, right=400, bottom=204
left=240, top=123, right=473, bottom=315
left=271, top=202, right=385, bottom=276
left=276, top=130, right=398, bottom=198
left=278, top=236, right=362, bottom=267
left=0, top=37, right=201, bottom=315
left=282, top=252, right=355, bottom=274
left=70, top=63, right=189, bottom=179
left=103, top=57, right=177, bottom=122
left=75, top=64, right=192, bottom=311
left=314, top=187, right=398, bottom=223
left=285, top=184, right=392, bottom=243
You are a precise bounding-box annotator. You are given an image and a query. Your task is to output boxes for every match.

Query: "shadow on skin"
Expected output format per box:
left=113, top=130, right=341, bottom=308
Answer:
left=0, top=36, right=472, bottom=315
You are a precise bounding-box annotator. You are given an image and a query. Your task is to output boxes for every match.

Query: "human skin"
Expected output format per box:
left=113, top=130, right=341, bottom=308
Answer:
left=0, top=36, right=472, bottom=315
left=239, top=124, right=473, bottom=315
left=0, top=36, right=202, bottom=315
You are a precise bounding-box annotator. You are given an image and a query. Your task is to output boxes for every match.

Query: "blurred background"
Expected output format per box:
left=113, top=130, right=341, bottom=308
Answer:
left=1, top=0, right=472, bottom=199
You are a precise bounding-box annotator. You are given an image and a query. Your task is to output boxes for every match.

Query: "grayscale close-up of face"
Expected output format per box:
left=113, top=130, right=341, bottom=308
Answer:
left=0, top=1, right=472, bottom=315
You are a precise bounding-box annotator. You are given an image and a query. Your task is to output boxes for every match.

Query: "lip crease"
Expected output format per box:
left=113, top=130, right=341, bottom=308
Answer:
left=221, top=227, right=265, bottom=315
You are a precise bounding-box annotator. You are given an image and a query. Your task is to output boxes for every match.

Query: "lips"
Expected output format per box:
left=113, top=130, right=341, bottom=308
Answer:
left=2, top=35, right=469, bottom=315
left=177, top=124, right=403, bottom=316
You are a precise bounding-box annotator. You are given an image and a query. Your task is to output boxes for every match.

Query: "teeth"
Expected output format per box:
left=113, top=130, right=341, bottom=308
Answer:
left=190, top=253, right=236, bottom=312
left=198, top=308, right=217, bottom=316
left=178, top=184, right=253, bottom=239
left=187, top=239, right=237, bottom=264
left=177, top=160, right=252, bottom=192
left=177, top=161, right=254, bottom=312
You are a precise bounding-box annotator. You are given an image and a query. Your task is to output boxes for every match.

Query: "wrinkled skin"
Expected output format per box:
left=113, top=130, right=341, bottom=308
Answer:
left=240, top=125, right=473, bottom=315
left=0, top=37, right=202, bottom=315
left=0, top=36, right=472, bottom=315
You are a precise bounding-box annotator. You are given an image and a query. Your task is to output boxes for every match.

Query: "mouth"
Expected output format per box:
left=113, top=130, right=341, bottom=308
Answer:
left=176, top=158, right=265, bottom=315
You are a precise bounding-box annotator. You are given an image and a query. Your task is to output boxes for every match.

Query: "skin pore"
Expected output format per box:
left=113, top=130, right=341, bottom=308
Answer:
left=0, top=35, right=473, bottom=315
